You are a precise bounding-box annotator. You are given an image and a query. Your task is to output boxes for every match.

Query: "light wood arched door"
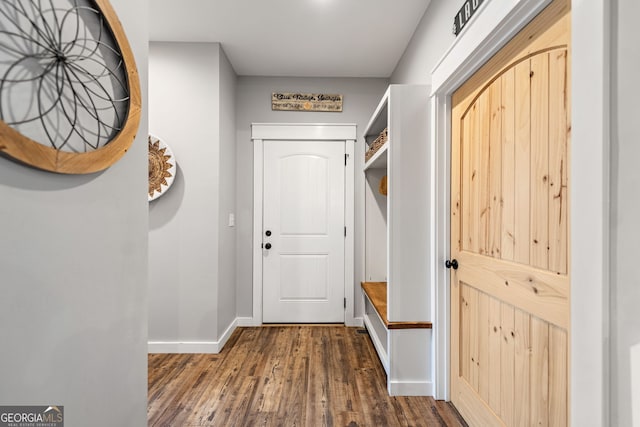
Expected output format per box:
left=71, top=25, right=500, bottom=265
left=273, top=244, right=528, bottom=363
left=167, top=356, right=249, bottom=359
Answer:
left=450, top=0, right=570, bottom=425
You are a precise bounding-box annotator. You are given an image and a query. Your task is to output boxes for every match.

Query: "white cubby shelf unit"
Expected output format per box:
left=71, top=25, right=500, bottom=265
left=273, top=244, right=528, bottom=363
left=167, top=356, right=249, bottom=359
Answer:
left=361, top=84, right=433, bottom=396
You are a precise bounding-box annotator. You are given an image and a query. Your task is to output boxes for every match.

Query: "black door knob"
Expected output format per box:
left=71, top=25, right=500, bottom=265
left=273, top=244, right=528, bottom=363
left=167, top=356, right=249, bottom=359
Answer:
left=265, top=230, right=272, bottom=236
left=264, top=243, right=272, bottom=250
left=445, top=259, right=459, bottom=270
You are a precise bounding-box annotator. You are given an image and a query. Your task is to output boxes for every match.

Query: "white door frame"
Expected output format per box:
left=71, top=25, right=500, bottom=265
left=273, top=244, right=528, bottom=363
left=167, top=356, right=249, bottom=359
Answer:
left=251, top=123, right=357, bottom=326
left=430, top=0, right=610, bottom=425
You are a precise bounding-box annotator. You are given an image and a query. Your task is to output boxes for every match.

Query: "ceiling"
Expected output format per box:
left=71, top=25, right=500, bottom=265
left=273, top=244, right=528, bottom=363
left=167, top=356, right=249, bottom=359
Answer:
left=148, top=0, right=431, bottom=78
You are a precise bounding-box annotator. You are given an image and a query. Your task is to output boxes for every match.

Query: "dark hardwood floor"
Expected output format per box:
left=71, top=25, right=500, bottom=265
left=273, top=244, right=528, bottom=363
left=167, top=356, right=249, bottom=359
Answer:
left=148, top=325, right=467, bottom=426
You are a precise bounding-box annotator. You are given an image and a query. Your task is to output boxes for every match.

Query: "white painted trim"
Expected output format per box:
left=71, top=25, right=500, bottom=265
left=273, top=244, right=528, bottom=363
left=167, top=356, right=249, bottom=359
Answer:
left=251, top=123, right=357, bottom=141
left=217, top=318, right=239, bottom=350
left=389, top=381, right=434, bottom=397
left=251, top=123, right=357, bottom=326
left=571, top=1, right=611, bottom=425
left=430, top=4, right=610, bottom=423
left=148, top=319, right=238, bottom=354
left=351, top=317, right=364, bottom=328
left=431, top=94, right=451, bottom=400
left=358, top=139, right=367, bottom=327
left=431, top=0, right=552, bottom=94
left=252, top=137, right=264, bottom=326
left=344, top=139, right=357, bottom=326
left=237, top=316, right=260, bottom=327
left=363, top=312, right=389, bottom=373
left=632, top=343, right=640, bottom=427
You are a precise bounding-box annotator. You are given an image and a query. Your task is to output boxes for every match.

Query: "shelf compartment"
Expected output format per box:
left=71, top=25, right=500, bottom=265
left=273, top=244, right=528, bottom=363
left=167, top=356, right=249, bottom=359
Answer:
left=363, top=142, right=388, bottom=171
left=365, top=127, right=388, bottom=161
left=363, top=95, right=389, bottom=145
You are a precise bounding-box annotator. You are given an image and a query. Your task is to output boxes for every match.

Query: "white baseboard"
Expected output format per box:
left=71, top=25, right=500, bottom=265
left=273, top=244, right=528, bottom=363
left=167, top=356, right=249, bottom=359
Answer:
left=363, top=313, right=389, bottom=374
left=346, top=316, right=364, bottom=327
left=217, top=318, right=238, bottom=350
left=235, top=316, right=362, bottom=327
left=148, top=318, right=239, bottom=354
left=148, top=316, right=366, bottom=354
left=632, top=343, right=640, bottom=427
left=237, top=316, right=261, bottom=327
left=389, top=380, right=434, bottom=397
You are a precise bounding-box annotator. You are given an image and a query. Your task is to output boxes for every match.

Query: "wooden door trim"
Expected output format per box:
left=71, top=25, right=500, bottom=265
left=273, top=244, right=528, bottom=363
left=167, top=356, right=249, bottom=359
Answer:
left=250, top=123, right=357, bottom=327
left=430, top=6, right=610, bottom=426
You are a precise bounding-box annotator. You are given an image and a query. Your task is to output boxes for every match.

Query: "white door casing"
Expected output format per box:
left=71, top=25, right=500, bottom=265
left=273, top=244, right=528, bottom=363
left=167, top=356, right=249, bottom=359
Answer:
left=251, top=124, right=357, bottom=326
left=262, top=139, right=345, bottom=323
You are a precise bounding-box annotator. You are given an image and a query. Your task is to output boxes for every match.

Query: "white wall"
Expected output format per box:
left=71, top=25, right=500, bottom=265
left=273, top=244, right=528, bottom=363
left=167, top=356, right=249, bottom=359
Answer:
left=0, top=0, right=149, bottom=425
left=611, top=0, right=640, bottom=425
left=235, top=77, right=388, bottom=320
left=390, top=1, right=459, bottom=84
left=217, top=48, right=238, bottom=338
left=148, top=42, right=237, bottom=350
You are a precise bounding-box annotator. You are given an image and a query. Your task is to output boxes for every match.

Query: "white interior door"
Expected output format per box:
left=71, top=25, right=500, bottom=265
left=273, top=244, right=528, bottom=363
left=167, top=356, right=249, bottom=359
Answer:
left=262, top=139, right=345, bottom=323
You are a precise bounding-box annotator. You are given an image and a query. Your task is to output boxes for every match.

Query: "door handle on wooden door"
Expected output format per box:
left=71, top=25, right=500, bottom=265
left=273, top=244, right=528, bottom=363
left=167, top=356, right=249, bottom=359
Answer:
left=445, top=259, right=458, bottom=270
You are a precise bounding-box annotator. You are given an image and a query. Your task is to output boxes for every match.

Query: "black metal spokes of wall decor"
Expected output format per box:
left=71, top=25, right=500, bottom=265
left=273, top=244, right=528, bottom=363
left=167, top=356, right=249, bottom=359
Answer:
left=0, top=0, right=140, bottom=174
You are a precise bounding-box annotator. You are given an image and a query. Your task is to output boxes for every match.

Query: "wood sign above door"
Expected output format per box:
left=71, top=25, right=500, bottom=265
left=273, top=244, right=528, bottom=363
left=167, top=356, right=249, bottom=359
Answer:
left=271, top=92, right=343, bottom=112
left=453, top=0, right=485, bottom=36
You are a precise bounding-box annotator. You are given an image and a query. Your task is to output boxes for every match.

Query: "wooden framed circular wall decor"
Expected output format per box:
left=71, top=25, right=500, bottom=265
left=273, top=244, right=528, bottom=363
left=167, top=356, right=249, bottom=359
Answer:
left=0, top=0, right=141, bottom=174
left=148, top=134, right=176, bottom=202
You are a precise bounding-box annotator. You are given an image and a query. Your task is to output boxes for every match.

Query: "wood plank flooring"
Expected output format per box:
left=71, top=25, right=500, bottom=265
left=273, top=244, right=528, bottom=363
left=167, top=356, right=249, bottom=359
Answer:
left=148, top=325, right=467, bottom=427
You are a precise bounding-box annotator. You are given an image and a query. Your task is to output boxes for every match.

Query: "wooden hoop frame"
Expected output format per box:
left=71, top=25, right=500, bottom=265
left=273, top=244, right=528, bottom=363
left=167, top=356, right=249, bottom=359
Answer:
left=0, top=0, right=141, bottom=174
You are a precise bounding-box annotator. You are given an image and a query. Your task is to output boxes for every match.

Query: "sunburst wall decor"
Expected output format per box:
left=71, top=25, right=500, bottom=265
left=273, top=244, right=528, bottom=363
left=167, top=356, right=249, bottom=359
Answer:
left=0, top=0, right=141, bottom=174
left=148, top=134, right=176, bottom=201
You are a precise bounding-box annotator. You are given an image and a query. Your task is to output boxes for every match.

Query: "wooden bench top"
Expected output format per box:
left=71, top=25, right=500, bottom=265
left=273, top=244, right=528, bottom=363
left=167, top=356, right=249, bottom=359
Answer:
left=361, top=282, right=432, bottom=330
